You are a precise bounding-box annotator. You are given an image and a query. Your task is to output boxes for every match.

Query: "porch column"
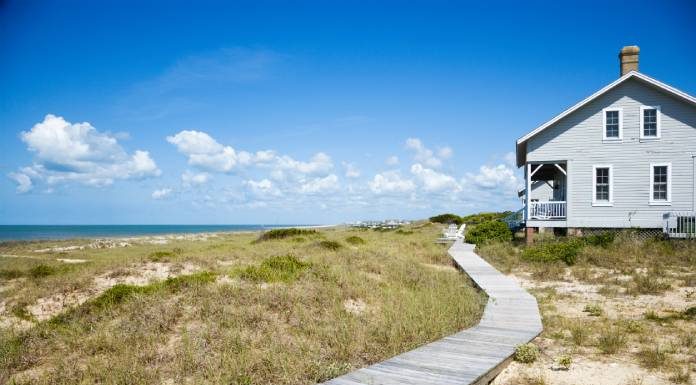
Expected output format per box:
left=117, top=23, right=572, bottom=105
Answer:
left=525, top=163, right=531, bottom=221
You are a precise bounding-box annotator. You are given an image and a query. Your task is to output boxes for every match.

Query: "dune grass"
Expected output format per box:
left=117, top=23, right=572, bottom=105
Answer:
left=0, top=224, right=485, bottom=385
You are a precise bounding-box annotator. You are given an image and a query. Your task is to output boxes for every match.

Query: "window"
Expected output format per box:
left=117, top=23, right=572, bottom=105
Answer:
left=592, top=165, right=613, bottom=206
left=640, top=106, right=661, bottom=139
left=650, top=163, right=671, bottom=205
left=602, top=108, right=622, bottom=140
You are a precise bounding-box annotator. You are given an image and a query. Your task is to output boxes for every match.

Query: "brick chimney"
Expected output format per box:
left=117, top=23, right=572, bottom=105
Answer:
left=619, top=45, right=640, bottom=76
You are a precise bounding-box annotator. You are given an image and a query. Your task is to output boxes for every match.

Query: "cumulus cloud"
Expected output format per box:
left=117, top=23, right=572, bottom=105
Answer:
left=368, top=171, right=415, bottom=194
left=300, top=174, right=339, bottom=194
left=343, top=162, right=360, bottom=179
left=438, top=146, right=453, bottom=159
left=181, top=170, right=211, bottom=186
left=152, top=188, right=172, bottom=199
left=405, top=138, right=443, bottom=168
left=410, top=163, right=461, bottom=192
left=9, top=114, right=160, bottom=193
left=467, top=164, right=519, bottom=190
left=386, top=155, right=399, bottom=166
left=244, top=178, right=282, bottom=197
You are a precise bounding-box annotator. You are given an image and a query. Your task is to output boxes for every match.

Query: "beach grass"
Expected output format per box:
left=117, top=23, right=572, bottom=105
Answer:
left=0, top=224, right=485, bottom=385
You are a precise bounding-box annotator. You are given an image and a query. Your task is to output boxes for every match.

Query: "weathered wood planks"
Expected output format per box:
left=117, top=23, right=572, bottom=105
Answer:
left=321, top=239, right=542, bottom=385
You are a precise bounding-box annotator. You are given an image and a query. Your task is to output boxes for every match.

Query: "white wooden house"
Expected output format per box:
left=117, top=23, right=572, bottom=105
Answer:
left=516, top=46, right=696, bottom=238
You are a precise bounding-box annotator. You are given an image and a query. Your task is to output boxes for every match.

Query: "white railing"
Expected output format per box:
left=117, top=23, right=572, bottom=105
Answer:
left=664, top=212, right=696, bottom=239
left=529, top=201, right=566, bottom=220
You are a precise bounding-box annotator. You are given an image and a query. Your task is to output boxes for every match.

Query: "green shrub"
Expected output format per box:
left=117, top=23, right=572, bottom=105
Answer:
left=164, top=272, right=217, bottom=292
left=521, top=239, right=583, bottom=265
left=0, top=269, right=24, bottom=279
left=583, top=303, right=603, bottom=317
left=557, top=354, right=572, bottom=370
left=318, top=240, right=342, bottom=250
left=10, top=304, right=33, bottom=321
left=629, top=273, right=671, bottom=295
left=429, top=213, right=464, bottom=225
left=395, top=229, right=413, bottom=235
left=460, top=212, right=511, bottom=225
left=148, top=250, right=174, bottom=261
left=345, top=236, right=366, bottom=245
left=637, top=346, right=669, bottom=369
left=257, top=228, right=318, bottom=241
left=465, top=221, right=512, bottom=245
left=29, top=264, right=57, bottom=278
left=584, top=232, right=616, bottom=248
left=91, top=284, right=155, bottom=309
left=238, top=255, right=312, bottom=283
left=683, top=306, right=696, bottom=319
left=598, top=328, right=627, bottom=354
left=514, top=343, right=540, bottom=363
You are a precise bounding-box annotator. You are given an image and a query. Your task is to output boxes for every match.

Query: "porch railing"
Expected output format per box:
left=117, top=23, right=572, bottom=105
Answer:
left=664, top=212, right=696, bottom=239
left=528, top=201, right=566, bottom=220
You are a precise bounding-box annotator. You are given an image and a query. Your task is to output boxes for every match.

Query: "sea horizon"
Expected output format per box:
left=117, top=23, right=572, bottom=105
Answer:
left=0, top=224, right=326, bottom=241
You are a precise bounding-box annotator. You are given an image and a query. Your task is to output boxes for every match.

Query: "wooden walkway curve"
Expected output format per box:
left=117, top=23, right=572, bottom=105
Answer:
left=323, top=239, right=542, bottom=385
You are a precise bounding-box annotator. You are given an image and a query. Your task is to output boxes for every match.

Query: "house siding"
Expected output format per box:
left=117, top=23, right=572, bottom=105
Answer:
left=527, top=78, right=696, bottom=228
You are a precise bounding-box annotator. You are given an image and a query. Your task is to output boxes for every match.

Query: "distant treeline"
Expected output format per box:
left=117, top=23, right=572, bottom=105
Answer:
left=429, top=212, right=512, bottom=226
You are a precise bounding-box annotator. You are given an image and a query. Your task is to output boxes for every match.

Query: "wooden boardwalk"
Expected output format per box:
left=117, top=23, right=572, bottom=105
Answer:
left=323, top=239, right=542, bottom=385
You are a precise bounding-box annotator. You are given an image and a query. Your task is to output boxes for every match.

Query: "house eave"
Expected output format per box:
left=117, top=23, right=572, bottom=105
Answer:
left=515, top=71, right=696, bottom=168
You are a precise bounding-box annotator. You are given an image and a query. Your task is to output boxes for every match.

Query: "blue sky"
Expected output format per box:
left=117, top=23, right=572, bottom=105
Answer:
left=1, top=0, right=694, bottom=224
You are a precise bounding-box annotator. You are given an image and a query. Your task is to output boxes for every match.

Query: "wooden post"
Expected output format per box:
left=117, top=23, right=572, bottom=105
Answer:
left=525, top=227, right=535, bottom=245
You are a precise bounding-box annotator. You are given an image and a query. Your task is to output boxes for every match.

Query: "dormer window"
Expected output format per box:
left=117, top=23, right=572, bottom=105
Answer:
left=602, top=108, right=622, bottom=140
left=640, top=106, right=661, bottom=139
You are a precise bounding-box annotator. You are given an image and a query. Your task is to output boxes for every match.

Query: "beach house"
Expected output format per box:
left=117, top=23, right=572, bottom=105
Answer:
left=516, top=46, right=696, bottom=239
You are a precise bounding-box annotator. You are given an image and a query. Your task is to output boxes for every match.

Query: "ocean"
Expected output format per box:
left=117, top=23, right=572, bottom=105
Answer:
left=0, top=225, right=309, bottom=241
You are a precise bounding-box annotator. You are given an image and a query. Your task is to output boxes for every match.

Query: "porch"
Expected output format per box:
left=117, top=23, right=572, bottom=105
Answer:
left=523, top=162, right=567, bottom=222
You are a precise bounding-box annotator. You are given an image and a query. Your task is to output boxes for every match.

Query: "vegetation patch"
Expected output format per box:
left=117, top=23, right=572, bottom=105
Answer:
left=597, top=327, right=627, bottom=354
left=521, top=239, right=582, bottom=265
left=465, top=221, right=512, bottom=245
left=429, top=213, right=464, bottom=225
left=238, top=255, right=312, bottom=283
left=29, top=264, right=57, bottom=278
left=514, top=343, right=540, bottom=363
left=460, top=212, right=511, bottom=225
left=318, top=240, right=343, bottom=250
left=257, top=228, right=318, bottom=242
left=345, top=236, right=366, bottom=245
left=148, top=248, right=183, bottom=261
left=0, top=269, right=24, bottom=280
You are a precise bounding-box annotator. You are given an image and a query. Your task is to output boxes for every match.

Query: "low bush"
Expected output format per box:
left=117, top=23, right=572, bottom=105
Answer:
left=429, top=213, right=463, bottom=225
left=557, top=354, right=572, bottom=370
left=584, top=232, right=616, bottom=248
left=583, top=303, right=603, bottom=317
left=318, top=240, right=342, bottom=251
left=521, top=239, right=582, bottom=265
left=345, top=236, right=366, bottom=245
left=29, top=264, right=57, bottom=278
left=597, top=328, right=627, bottom=354
left=466, top=221, right=512, bottom=245
left=514, top=343, right=540, bottom=363
left=238, top=255, right=312, bottom=283
left=91, top=284, right=155, bottom=309
left=636, top=346, right=670, bottom=369
left=0, top=269, right=24, bottom=280
left=257, top=228, right=318, bottom=241
left=164, top=272, right=217, bottom=292
left=460, top=212, right=511, bottom=225
left=628, top=273, right=671, bottom=295
left=148, top=250, right=174, bottom=261
left=395, top=229, right=414, bottom=235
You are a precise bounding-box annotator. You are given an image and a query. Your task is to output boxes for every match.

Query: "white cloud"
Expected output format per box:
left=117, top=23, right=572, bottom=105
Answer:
left=181, top=170, right=211, bottom=186
left=244, top=178, right=281, bottom=197
left=10, top=114, right=160, bottom=192
left=438, top=146, right=453, bottom=159
left=8, top=172, right=33, bottom=193
left=410, top=163, right=461, bottom=192
left=503, top=152, right=517, bottom=168
left=368, top=171, right=415, bottom=194
left=167, top=130, right=239, bottom=172
left=386, top=155, right=399, bottom=166
left=152, top=188, right=172, bottom=199
left=343, top=162, right=360, bottom=179
left=275, top=152, right=333, bottom=175
left=405, top=138, right=442, bottom=168
left=300, top=174, right=339, bottom=194
left=467, top=164, right=519, bottom=190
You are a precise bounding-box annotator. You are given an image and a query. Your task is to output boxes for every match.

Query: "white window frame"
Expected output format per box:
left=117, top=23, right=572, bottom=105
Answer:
left=649, top=162, right=671, bottom=205
left=602, top=107, right=623, bottom=141
left=639, top=105, right=661, bottom=139
left=592, top=164, right=614, bottom=206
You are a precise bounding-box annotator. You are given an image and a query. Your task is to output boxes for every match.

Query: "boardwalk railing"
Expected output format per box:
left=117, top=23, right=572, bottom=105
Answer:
left=664, top=211, right=696, bottom=239
left=322, top=239, right=543, bottom=385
